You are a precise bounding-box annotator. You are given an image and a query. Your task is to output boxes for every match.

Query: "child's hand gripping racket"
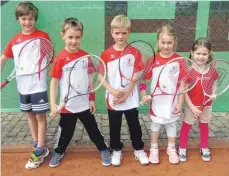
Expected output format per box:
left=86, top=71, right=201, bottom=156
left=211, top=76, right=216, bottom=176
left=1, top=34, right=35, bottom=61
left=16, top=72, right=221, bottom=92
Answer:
left=111, top=40, right=155, bottom=106
left=50, top=55, right=106, bottom=117
left=1, top=37, right=54, bottom=89
left=197, top=59, right=229, bottom=117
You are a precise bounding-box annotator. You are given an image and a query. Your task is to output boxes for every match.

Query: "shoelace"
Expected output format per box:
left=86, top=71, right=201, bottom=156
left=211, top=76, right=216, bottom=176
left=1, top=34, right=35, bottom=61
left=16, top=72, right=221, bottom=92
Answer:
left=102, top=151, right=111, bottom=159
left=168, top=148, right=177, bottom=156
left=179, top=149, right=186, bottom=156
left=150, top=148, right=159, bottom=153
left=202, top=148, right=210, bottom=155
left=52, top=152, right=61, bottom=160
left=112, top=151, right=122, bottom=160
left=136, top=150, right=147, bottom=158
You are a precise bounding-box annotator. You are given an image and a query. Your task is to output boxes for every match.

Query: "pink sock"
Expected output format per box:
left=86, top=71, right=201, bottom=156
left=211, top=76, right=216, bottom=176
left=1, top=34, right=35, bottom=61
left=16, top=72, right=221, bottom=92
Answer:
left=179, top=122, right=192, bottom=148
left=199, top=122, right=209, bottom=148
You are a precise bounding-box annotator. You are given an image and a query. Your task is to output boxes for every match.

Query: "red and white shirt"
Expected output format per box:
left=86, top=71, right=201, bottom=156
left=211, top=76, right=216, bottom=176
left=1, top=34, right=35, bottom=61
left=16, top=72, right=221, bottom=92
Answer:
left=50, top=49, right=95, bottom=113
left=3, top=29, right=51, bottom=94
left=101, top=45, right=143, bottom=110
left=145, top=53, right=181, bottom=124
left=188, top=67, right=219, bottom=107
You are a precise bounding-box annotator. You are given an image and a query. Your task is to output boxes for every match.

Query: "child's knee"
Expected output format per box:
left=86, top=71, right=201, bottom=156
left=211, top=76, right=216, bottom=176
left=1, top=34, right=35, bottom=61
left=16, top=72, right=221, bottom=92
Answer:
left=151, top=122, right=161, bottom=132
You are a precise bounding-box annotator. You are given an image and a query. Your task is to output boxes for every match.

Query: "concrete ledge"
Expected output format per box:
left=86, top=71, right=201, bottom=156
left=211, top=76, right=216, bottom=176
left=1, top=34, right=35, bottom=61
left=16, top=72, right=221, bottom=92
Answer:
left=2, top=138, right=229, bottom=153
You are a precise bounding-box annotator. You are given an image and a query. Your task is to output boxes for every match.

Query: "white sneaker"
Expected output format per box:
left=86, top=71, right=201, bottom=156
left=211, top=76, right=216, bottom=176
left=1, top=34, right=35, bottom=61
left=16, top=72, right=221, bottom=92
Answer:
left=149, top=148, right=159, bottom=164
left=200, top=148, right=211, bottom=162
left=111, top=151, right=122, bottom=166
left=167, top=147, right=179, bottom=164
left=25, top=148, right=49, bottom=169
left=134, top=150, right=149, bottom=165
left=178, top=148, right=187, bottom=162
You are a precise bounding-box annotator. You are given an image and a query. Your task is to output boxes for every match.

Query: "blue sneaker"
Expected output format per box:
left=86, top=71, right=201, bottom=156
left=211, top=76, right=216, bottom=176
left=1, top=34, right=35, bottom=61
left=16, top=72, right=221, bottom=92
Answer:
left=101, top=149, right=111, bottom=166
left=200, top=148, right=211, bottom=162
left=49, top=152, right=64, bottom=168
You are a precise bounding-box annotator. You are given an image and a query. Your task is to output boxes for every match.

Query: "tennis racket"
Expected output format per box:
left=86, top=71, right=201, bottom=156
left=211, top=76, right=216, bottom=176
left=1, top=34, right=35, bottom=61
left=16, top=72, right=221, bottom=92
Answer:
left=140, top=57, right=200, bottom=105
left=1, top=37, right=53, bottom=89
left=198, top=59, right=229, bottom=112
left=52, top=54, right=106, bottom=115
left=118, top=40, right=156, bottom=89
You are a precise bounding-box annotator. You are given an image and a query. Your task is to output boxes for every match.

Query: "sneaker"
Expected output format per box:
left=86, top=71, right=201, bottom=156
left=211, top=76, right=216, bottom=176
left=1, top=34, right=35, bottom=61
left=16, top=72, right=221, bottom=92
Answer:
left=134, top=150, right=149, bottom=165
left=25, top=147, right=49, bottom=169
left=149, top=148, right=159, bottom=164
left=49, top=152, right=65, bottom=168
left=111, top=151, right=122, bottom=167
left=178, top=148, right=187, bottom=162
left=167, top=147, right=179, bottom=164
left=101, top=149, right=111, bottom=166
left=200, top=148, right=211, bottom=162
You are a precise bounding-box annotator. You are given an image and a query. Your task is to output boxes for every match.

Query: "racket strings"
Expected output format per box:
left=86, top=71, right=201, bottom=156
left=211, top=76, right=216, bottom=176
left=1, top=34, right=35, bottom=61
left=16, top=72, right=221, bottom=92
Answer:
left=159, top=58, right=199, bottom=94
left=120, top=41, right=155, bottom=82
left=68, top=55, right=106, bottom=96
left=204, top=61, right=229, bottom=95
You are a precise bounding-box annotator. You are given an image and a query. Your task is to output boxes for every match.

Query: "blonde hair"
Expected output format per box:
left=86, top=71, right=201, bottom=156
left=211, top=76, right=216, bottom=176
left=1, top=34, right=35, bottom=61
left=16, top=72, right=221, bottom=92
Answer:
left=62, top=17, right=84, bottom=33
left=157, top=24, right=177, bottom=51
left=111, top=15, right=131, bottom=31
left=15, top=1, right=38, bottom=21
left=190, top=37, right=213, bottom=64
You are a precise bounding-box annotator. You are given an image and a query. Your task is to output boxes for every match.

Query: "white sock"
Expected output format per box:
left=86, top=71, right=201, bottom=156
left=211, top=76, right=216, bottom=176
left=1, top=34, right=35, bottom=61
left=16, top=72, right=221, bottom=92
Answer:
left=167, top=142, right=175, bottom=150
left=151, top=143, right=158, bottom=150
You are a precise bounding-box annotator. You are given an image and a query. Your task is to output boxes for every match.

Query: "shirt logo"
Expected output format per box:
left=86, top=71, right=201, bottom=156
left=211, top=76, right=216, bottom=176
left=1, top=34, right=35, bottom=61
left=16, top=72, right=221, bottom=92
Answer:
left=39, top=99, right=45, bottom=103
left=126, top=58, right=134, bottom=67
left=81, top=60, right=88, bottom=69
left=110, top=54, right=116, bottom=59
left=16, top=38, right=22, bottom=43
left=65, top=57, right=71, bottom=61
left=155, top=61, right=160, bottom=65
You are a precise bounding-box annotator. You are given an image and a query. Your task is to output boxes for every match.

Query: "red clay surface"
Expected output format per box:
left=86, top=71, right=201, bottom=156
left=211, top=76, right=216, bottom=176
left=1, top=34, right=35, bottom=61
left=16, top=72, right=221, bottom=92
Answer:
left=2, top=148, right=229, bottom=176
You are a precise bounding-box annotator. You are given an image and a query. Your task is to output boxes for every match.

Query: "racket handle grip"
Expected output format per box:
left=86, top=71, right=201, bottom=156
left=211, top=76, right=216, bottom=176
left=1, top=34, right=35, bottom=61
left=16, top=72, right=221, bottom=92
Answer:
left=49, top=103, right=65, bottom=118
left=140, top=95, right=152, bottom=106
left=1, top=81, right=9, bottom=89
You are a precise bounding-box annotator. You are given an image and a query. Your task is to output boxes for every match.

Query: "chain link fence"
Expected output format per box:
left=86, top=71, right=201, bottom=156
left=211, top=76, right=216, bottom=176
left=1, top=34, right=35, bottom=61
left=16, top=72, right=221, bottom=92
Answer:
left=104, top=1, right=229, bottom=52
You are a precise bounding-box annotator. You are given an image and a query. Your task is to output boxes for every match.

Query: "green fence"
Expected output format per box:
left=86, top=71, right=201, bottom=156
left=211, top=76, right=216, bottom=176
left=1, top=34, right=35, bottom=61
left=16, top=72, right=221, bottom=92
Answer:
left=1, top=1, right=229, bottom=112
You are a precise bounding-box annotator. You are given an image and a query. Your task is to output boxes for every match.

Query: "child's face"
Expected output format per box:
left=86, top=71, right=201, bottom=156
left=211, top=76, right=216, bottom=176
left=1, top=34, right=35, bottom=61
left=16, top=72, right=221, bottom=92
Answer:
left=158, top=33, right=176, bottom=56
left=18, top=14, right=36, bottom=34
left=61, top=28, right=82, bottom=53
left=191, top=46, right=210, bottom=66
left=111, top=27, right=130, bottom=46
left=18, top=13, right=36, bottom=34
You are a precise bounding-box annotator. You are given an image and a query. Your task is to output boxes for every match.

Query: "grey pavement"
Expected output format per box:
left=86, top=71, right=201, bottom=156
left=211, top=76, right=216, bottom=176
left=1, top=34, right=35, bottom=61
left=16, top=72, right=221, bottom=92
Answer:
left=1, top=112, right=229, bottom=148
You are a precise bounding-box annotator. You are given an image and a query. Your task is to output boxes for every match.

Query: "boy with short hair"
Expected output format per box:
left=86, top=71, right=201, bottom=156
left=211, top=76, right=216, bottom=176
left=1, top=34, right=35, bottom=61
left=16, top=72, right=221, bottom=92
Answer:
left=101, top=15, right=149, bottom=166
left=49, top=17, right=111, bottom=168
left=0, top=1, right=51, bottom=169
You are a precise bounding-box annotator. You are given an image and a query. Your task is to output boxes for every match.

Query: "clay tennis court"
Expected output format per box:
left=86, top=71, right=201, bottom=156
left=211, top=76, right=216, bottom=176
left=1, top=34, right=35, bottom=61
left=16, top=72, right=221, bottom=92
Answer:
left=2, top=148, right=229, bottom=176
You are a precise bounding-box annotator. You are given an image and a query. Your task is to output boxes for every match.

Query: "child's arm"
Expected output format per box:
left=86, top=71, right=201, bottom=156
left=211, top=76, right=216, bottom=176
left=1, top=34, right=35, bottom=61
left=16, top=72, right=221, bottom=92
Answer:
left=185, top=93, right=202, bottom=118
left=174, top=81, right=185, bottom=115
left=112, top=81, right=136, bottom=105
left=102, top=79, right=124, bottom=98
left=50, top=78, right=60, bottom=117
left=0, top=55, right=9, bottom=71
left=89, top=101, right=96, bottom=114
left=140, top=80, right=149, bottom=104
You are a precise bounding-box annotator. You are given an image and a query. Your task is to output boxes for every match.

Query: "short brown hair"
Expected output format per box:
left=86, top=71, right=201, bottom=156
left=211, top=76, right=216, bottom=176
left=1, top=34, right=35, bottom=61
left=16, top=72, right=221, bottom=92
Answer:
left=111, top=15, right=131, bottom=31
left=62, top=17, right=84, bottom=33
left=15, top=1, right=38, bottom=21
